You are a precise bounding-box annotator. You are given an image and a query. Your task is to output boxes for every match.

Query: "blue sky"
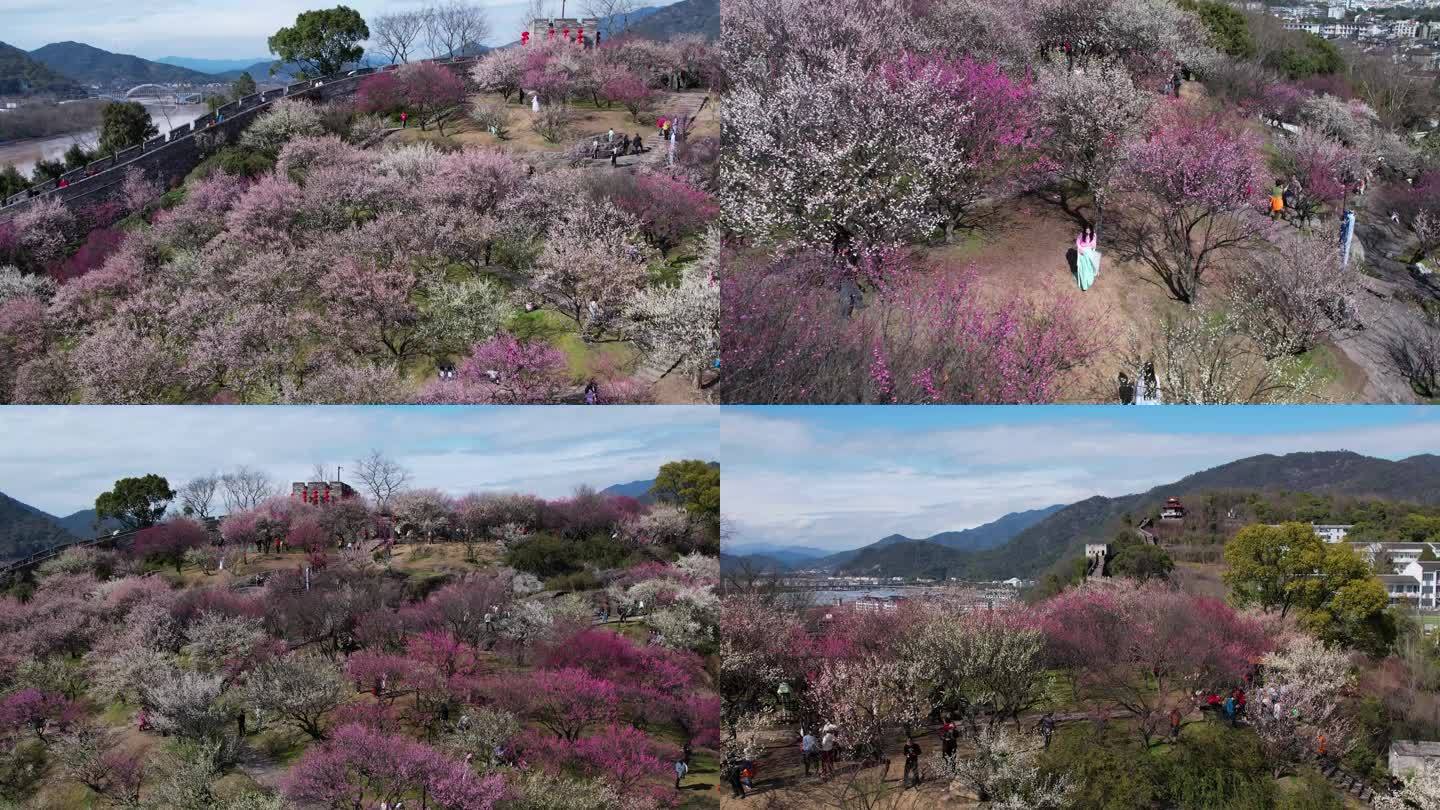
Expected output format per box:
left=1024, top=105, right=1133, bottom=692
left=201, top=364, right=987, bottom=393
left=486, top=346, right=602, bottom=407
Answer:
left=0, top=0, right=676, bottom=59
left=0, top=406, right=715, bottom=516
left=722, top=406, right=1440, bottom=552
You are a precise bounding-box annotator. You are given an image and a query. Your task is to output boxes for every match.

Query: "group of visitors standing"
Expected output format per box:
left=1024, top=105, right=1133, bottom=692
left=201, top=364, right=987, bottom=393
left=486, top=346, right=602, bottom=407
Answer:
left=591, top=128, right=646, bottom=163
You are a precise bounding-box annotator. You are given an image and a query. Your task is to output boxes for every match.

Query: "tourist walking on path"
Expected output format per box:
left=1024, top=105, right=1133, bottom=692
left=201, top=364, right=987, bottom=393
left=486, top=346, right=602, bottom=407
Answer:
left=674, top=756, right=688, bottom=789
left=1270, top=180, right=1286, bottom=221
left=724, top=757, right=746, bottom=798
left=1039, top=713, right=1056, bottom=748
left=1075, top=227, right=1100, bottom=290
left=902, top=737, right=922, bottom=788
left=400, top=111, right=408, bottom=128
left=941, top=722, right=958, bottom=766
left=1169, top=708, right=1182, bottom=741
left=801, top=729, right=819, bottom=776
left=820, top=725, right=838, bottom=777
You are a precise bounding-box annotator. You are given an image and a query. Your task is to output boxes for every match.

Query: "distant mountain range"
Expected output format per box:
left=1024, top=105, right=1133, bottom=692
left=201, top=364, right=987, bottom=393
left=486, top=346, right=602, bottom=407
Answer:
left=600, top=478, right=657, bottom=504
left=723, top=504, right=1064, bottom=575
left=626, top=0, right=718, bottom=40
left=0, top=492, right=79, bottom=562
left=155, top=56, right=273, bottom=74
left=28, top=42, right=220, bottom=89
left=724, top=452, right=1440, bottom=581
left=0, top=41, right=87, bottom=97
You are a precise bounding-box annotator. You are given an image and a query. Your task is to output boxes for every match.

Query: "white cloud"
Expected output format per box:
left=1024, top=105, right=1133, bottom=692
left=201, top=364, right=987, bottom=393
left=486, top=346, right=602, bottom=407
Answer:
left=721, top=408, right=1440, bottom=551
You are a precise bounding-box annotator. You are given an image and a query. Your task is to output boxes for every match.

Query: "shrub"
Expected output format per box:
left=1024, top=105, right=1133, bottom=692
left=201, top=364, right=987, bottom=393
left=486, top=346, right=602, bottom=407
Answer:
left=531, top=105, right=574, bottom=143
left=240, top=99, right=325, bottom=155
left=469, top=98, right=512, bottom=139
left=505, top=535, right=583, bottom=580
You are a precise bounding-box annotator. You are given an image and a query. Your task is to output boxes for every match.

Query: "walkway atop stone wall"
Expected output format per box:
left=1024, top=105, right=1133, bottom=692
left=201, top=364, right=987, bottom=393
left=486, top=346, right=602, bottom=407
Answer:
left=0, top=55, right=483, bottom=221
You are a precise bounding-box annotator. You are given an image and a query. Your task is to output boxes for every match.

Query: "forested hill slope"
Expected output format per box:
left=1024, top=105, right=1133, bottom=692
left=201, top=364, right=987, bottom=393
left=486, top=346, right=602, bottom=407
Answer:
left=627, top=0, right=720, bottom=40
left=0, top=41, right=87, bottom=97
left=28, top=41, right=215, bottom=89
left=0, top=491, right=78, bottom=562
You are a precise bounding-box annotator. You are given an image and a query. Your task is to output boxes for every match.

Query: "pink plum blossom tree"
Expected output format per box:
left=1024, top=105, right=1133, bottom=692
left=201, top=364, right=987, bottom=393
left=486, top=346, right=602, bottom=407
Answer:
left=1113, top=109, right=1267, bottom=303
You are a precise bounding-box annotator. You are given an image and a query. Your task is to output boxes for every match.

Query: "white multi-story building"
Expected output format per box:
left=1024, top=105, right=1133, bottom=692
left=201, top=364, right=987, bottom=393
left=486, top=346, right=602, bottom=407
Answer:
left=1328, top=5, right=1347, bottom=18
left=1380, top=574, right=1423, bottom=604
left=1348, top=542, right=1439, bottom=573
left=1312, top=524, right=1354, bottom=543
left=1400, top=560, right=1440, bottom=609
left=1284, top=20, right=1324, bottom=33
left=1390, top=19, right=1421, bottom=38
left=1322, top=22, right=1367, bottom=37
left=853, top=595, right=908, bottom=612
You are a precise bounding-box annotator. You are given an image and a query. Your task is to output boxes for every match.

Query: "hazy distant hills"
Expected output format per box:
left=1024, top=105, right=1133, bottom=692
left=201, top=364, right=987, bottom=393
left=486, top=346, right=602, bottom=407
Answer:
left=627, top=0, right=719, bottom=40
left=601, top=478, right=658, bottom=504
left=155, top=56, right=272, bottom=74
left=0, top=491, right=78, bottom=563
left=726, top=452, right=1440, bottom=581
left=722, top=504, right=1064, bottom=575
left=936, top=451, right=1440, bottom=581
left=28, top=42, right=217, bottom=89
left=0, top=41, right=87, bottom=97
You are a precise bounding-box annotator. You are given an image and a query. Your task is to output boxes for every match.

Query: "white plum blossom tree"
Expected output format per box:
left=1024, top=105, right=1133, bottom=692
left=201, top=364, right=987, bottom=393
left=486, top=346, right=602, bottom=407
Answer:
left=623, top=266, right=718, bottom=388
left=240, top=99, right=326, bottom=155
left=1226, top=228, right=1360, bottom=359
left=721, top=51, right=941, bottom=263
left=1251, top=635, right=1356, bottom=777
left=935, top=724, right=1077, bottom=808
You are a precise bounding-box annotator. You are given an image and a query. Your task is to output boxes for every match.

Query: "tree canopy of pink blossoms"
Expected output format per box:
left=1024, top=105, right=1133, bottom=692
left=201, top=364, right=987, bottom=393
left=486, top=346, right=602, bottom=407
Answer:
left=133, top=518, right=209, bottom=572
left=1114, top=108, right=1266, bottom=303
left=415, top=335, right=572, bottom=405
left=284, top=723, right=506, bottom=810
left=0, top=689, right=79, bottom=743
left=1037, top=579, right=1270, bottom=745
left=877, top=54, right=1040, bottom=242
left=721, top=260, right=1102, bottom=403
left=490, top=667, right=619, bottom=741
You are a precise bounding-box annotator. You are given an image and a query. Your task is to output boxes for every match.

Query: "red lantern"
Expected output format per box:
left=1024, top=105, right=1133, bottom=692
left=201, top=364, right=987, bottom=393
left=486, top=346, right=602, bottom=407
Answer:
left=521, top=31, right=530, bottom=45
left=562, top=27, right=570, bottom=40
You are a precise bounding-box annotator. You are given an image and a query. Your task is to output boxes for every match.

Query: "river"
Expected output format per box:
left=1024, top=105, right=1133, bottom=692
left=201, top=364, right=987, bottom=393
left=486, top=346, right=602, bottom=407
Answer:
left=0, top=102, right=210, bottom=177
left=811, top=588, right=911, bottom=604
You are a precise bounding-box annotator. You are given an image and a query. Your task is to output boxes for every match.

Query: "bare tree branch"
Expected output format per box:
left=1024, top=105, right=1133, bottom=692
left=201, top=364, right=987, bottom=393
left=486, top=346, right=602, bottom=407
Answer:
left=354, top=450, right=412, bottom=511
left=220, top=466, right=279, bottom=512
left=373, top=10, right=428, bottom=64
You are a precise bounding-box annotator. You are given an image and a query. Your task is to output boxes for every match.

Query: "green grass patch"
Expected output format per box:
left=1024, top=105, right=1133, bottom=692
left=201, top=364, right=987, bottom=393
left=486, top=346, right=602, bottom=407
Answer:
left=1295, top=343, right=1343, bottom=387
left=100, top=700, right=133, bottom=727
left=251, top=726, right=310, bottom=765
left=506, top=309, right=639, bottom=378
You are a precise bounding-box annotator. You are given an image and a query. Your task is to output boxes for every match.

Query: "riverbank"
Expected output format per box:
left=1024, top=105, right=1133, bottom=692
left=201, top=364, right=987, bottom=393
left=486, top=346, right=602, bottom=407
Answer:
left=0, top=102, right=207, bottom=177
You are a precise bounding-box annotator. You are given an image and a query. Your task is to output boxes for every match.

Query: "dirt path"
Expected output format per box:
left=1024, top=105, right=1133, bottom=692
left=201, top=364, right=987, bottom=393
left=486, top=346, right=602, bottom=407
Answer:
left=923, top=200, right=1185, bottom=401
left=919, top=198, right=1376, bottom=402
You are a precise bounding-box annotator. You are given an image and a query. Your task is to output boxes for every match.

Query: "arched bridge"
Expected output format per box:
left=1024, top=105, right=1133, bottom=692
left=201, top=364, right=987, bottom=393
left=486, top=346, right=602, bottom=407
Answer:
left=124, top=83, right=173, bottom=99
left=1, top=56, right=483, bottom=219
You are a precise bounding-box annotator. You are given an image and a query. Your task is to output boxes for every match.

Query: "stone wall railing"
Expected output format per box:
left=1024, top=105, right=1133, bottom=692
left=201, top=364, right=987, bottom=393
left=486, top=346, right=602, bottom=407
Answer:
left=1, top=57, right=479, bottom=219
